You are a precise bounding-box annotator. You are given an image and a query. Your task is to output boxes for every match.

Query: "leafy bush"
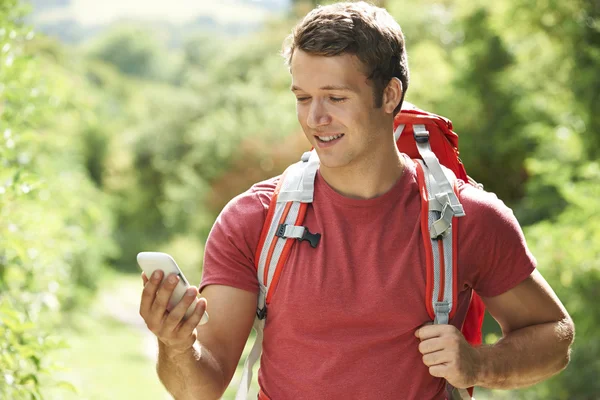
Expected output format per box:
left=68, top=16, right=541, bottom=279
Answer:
left=0, top=1, right=115, bottom=397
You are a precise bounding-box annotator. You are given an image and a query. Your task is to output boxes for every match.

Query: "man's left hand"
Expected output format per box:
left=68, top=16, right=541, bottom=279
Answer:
left=415, top=324, right=482, bottom=389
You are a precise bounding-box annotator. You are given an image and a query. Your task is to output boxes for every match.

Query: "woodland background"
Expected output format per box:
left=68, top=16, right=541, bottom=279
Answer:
left=1, top=0, right=599, bottom=398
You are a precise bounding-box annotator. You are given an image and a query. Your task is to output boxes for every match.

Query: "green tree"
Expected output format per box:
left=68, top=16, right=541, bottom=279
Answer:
left=86, top=25, right=176, bottom=81
left=445, top=7, right=531, bottom=205
left=0, top=1, right=115, bottom=397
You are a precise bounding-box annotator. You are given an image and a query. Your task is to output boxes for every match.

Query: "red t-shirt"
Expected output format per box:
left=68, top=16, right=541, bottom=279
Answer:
left=200, top=154, right=536, bottom=400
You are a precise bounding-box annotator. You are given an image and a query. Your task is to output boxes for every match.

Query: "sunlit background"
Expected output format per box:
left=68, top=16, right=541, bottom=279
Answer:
left=1, top=0, right=599, bottom=399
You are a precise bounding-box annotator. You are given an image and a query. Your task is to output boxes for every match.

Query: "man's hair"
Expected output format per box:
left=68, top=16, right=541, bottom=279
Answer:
left=283, top=1, right=409, bottom=115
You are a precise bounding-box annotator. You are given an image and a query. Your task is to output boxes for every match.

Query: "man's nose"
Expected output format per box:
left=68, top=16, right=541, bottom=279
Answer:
left=307, top=100, right=332, bottom=129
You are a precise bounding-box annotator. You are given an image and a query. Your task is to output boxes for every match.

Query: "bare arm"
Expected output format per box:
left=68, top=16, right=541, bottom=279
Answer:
left=416, top=270, right=574, bottom=390
left=140, top=271, right=256, bottom=400
left=475, top=269, right=574, bottom=388
left=156, top=340, right=224, bottom=399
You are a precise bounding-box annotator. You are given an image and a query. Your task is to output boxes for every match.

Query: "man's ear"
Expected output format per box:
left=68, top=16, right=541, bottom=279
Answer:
left=382, top=77, right=403, bottom=114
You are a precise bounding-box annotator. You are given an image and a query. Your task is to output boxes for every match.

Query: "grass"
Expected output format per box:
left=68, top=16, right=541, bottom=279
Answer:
left=45, top=270, right=258, bottom=400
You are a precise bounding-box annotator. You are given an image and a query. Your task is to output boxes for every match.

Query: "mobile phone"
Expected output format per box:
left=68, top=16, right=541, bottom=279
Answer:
left=137, top=252, right=208, bottom=324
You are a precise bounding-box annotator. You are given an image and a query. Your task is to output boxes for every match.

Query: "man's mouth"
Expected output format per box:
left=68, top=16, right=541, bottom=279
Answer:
left=316, top=134, right=344, bottom=143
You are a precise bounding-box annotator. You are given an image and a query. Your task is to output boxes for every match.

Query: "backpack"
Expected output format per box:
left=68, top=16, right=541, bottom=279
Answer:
left=236, top=103, right=486, bottom=400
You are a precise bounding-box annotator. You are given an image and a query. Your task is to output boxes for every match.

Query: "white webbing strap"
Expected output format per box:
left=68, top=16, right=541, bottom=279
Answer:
left=235, top=318, right=265, bottom=400
left=278, top=224, right=306, bottom=239
left=394, top=123, right=405, bottom=141
left=413, top=124, right=465, bottom=238
left=417, top=156, right=471, bottom=399
left=416, top=160, right=457, bottom=326
left=256, top=197, right=284, bottom=303
left=277, top=150, right=320, bottom=203
left=260, top=150, right=320, bottom=293
left=256, top=151, right=319, bottom=298
left=449, top=386, right=475, bottom=400
left=238, top=151, right=320, bottom=400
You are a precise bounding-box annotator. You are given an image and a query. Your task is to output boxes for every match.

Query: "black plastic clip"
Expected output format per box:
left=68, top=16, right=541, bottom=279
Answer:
left=276, top=224, right=287, bottom=238
left=301, top=228, right=321, bottom=248
left=256, top=307, right=267, bottom=320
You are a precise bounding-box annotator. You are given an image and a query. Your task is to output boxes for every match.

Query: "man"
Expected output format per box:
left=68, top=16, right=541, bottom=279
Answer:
left=139, top=2, right=574, bottom=399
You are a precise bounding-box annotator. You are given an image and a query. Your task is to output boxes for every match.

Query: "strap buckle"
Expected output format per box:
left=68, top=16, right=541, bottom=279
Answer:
left=276, top=224, right=321, bottom=248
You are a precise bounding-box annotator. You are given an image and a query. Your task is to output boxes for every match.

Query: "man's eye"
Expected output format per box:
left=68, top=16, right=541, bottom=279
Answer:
left=330, top=97, right=346, bottom=103
left=296, top=97, right=310, bottom=102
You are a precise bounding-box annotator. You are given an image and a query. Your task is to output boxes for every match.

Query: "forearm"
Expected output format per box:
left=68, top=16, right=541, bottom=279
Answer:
left=475, top=317, right=574, bottom=389
left=157, top=340, right=226, bottom=400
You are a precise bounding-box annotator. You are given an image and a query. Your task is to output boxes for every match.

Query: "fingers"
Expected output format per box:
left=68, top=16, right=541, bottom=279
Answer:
left=139, top=270, right=204, bottom=355
left=163, top=286, right=199, bottom=332
left=422, top=350, right=450, bottom=367
left=178, top=298, right=208, bottom=336
left=428, top=364, right=446, bottom=378
left=140, top=270, right=163, bottom=318
left=148, top=273, right=180, bottom=328
left=415, top=323, right=451, bottom=340
left=418, top=336, right=445, bottom=355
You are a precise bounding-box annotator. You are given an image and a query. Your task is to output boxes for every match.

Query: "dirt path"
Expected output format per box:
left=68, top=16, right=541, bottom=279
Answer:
left=96, top=273, right=254, bottom=400
left=98, top=275, right=172, bottom=399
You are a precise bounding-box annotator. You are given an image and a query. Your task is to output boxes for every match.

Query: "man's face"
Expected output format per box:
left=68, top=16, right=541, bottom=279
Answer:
left=290, top=49, right=390, bottom=169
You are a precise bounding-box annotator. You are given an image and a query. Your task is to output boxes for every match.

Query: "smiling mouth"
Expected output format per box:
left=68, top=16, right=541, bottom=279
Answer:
left=316, top=134, right=344, bottom=143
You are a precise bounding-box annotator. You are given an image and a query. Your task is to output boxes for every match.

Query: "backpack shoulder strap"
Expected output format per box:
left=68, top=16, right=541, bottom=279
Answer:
left=412, top=123, right=466, bottom=323
left=237, top=150, right=320, bottom=400
left=415, top=157, right=463, bottom=324
left=256, top=149, right=320, bottom=315
left=411, top=124, right=473, bottom=399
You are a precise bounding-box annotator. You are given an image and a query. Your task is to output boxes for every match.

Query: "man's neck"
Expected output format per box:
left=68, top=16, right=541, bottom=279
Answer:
left=319, top=143, right=405, bottom=200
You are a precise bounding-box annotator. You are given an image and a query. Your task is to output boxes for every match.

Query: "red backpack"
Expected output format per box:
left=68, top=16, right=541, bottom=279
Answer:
left=236, top=103, right=485, bottom=400
left=394, top=103, right=485, bottom=351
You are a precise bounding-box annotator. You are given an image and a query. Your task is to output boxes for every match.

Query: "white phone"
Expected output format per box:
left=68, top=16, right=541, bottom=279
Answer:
left=137, top=252, right=208, bottom=325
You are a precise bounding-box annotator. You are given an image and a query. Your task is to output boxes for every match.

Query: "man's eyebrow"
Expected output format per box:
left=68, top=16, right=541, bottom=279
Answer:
left=290, top=85, right=357, bottom=92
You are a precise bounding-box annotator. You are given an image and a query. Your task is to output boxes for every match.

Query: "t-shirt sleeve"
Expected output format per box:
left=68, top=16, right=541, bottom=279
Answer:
left=199, top=184, right=272, bottom=295
left=459, top=184, right=537, bottom=298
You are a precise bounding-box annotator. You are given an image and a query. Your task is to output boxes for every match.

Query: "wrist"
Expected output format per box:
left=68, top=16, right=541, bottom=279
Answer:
left=472, top=344, right=493, bottom=387
left=159, top=338, right=197, bottom=361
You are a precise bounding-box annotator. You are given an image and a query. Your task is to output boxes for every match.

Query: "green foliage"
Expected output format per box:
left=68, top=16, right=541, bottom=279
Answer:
left=0, top=302, right=73, bottom=399
left=2, top=0, right=598, bottom=397
left=0, top=1, right=115, bottom=397
left=102, top=20, right=300, bottom=270
left=522, top=161, right=600, bottom=399
left=448, top=7, right=530, bottom=204
left=86, top=25, right=179, bottom=82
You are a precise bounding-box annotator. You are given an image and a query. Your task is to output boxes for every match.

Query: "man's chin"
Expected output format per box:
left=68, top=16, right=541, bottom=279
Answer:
left=316, top=156, right=349, bottom=170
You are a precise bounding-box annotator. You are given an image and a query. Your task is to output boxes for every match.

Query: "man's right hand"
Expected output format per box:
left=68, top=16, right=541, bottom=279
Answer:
left=139, top=270, right=207, bottom=356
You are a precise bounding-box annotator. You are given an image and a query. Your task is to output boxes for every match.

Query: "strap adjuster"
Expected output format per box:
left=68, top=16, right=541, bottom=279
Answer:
left=256, top=307, right=267, bottom=320
left=413, top=125, right=430, bottom=143
left=275, top=224, right=287, bottom=238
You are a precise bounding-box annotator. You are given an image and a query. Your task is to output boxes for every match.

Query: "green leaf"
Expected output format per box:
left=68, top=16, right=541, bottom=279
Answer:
left=55, top=380, right=79, bottom=394
left=19, top=374, right=38, bottom=385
